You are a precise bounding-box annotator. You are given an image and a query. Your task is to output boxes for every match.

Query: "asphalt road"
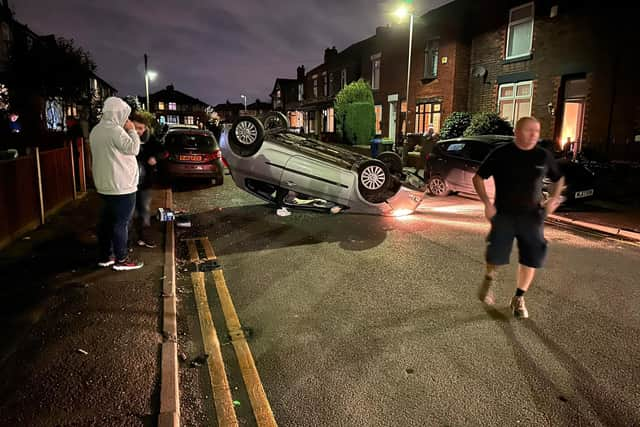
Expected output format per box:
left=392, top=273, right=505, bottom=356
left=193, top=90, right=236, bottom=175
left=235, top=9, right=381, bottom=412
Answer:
left=174, top=178, right=640, bottom=427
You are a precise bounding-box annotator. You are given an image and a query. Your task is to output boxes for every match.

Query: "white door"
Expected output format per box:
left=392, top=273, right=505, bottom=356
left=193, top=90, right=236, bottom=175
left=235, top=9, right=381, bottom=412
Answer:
left=388, top=102, right=397, bottom=142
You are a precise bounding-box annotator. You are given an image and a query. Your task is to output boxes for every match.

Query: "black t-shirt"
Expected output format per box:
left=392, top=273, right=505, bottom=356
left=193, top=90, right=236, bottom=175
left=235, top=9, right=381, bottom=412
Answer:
left=477, top=142, right=563, bottom=214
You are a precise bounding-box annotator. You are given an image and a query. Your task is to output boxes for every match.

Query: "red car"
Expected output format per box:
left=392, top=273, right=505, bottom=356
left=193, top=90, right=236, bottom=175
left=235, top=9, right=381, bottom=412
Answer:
left=161, top=128, right=224, bottom=185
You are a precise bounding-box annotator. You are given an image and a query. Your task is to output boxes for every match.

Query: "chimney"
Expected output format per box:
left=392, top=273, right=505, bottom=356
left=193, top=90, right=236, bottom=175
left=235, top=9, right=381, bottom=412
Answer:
left=297, top=65, right=305, bottom=81
left=166, top=84, right=175, bottom=91
left=324, top=46, right=338, bottom=64
left=376, top=25, right=390, bottom=37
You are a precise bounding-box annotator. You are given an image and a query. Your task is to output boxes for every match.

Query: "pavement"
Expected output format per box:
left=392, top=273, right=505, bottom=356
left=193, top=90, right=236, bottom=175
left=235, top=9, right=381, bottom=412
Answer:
left=0, top=190, right=168, bottom=426
left=172, top=179, right=640, bottom=426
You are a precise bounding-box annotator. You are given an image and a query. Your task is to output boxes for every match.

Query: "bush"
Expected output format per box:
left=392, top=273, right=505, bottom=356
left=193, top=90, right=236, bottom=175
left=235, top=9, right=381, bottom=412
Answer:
left=440, top=112, right=472, bottom=139
left=463, top=112, right=513, bottom=137
left=343, top=102, right=375, bottom=146
left=334, top=79, right=374, bottom=141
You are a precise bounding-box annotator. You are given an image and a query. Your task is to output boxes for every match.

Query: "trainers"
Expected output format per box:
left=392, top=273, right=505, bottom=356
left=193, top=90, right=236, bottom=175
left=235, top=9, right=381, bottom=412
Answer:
left=113, top=258, right=144, bottom=271
left=510, top=296, right=529, bottom=318
left=137, top=239, right=157, bottom=249
left=478, top=276, right=495, bottom=305
left=98, top=257, right=115, bottom=268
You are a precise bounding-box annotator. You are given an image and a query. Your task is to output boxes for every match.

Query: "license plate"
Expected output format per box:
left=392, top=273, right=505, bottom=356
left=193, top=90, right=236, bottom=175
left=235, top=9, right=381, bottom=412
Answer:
left=574, top=189, right=594, bottom=199
left=179, top=155, right=202, bottom=161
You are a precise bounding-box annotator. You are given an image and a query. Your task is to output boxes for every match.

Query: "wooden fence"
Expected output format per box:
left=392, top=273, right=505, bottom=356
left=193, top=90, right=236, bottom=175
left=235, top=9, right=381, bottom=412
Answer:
left=0, top=140, right=85, bottom=250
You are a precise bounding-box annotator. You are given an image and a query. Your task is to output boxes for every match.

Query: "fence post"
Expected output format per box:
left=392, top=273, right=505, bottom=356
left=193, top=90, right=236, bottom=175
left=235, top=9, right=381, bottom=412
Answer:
left=78, top=137, right=87, bottom=193
left=35, top=147, right=45, bottom=225
left=69, top=141, right=77, bottom=200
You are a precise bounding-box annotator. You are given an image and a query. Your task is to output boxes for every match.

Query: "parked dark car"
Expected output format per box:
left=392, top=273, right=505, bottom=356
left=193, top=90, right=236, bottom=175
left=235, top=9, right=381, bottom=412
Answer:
left=160, top=128, right=224, bottom=185
left=425, top=135, right=596, bottom=204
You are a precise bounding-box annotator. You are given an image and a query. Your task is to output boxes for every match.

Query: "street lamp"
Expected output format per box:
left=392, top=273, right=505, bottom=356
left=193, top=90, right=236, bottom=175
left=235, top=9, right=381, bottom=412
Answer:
left=394, top=4, right=414, bottom=142
left=240, top=94, right=247, bottom=112
left=144, top=54, right=158, bottom=111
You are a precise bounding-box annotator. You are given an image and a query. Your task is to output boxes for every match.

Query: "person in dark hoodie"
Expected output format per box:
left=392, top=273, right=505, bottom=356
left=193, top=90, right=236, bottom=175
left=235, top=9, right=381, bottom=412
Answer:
left=130, top=112, right=162, bottom=248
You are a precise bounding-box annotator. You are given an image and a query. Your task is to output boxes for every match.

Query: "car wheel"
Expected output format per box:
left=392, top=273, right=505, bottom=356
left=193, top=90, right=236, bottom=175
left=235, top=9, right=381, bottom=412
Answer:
left=229, top=116, right=265, bottom=157
left=428, top=176, right=449, bottom=197
left=376, top=151, right=403, bottom=177
left=261, top=111, right=289, bottom=132
left=358, top=159, right=391, bottom=204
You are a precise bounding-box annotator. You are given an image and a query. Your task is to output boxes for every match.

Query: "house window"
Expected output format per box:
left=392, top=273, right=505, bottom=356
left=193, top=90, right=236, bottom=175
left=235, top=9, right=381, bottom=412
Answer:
left=289, top=111, right=304, bottom=128
left=324, top=107, right=335, bottom=132
left=506, top=3, right=534, bottom=59
left=323, top=72, right=328, bottom=97
left=312, top=75, right=318, bottom=98
left=166, top=115, right=178, bottom=124
left=424, top=39, right=439, bottom=78
left=374, top=105, right=383, bottom=134
left=415, top=102, right=442, bottom=134
left=158, top=102, right=165, bottom=110
left=168, top=102, right=177, bottom=111
left=184, top=116, right=194, bottom=125
left=329, top=73, right=335, bottom=96
left=341, top=69, right=347, bottom=89
left=371, top=53, right=381, bottom=90
left=498, top=81, right=533, bottom=124
left=298, top=83, right=304, bottom=101
left=559, top=77, right=587, bottom=149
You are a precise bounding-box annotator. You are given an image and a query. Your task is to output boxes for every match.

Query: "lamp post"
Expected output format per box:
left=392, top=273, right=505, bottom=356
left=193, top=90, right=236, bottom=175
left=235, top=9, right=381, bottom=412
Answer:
left=240, top=94, right=247, bottom=112
left=144, top=54, right=158, bottom=111
left=394, top=5, right=414, bottom=140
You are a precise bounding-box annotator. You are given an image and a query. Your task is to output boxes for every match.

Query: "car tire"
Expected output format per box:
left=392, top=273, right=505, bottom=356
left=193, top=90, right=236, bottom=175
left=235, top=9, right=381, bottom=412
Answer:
left=376, top=151, right=403, bottom=177
left=357, top=159, right=391, bottom=204
left=428, top=176, right=449, bottom=197
left=261, top=111, right=289, bottom=132
left=229, top=116, right=265, bottom=157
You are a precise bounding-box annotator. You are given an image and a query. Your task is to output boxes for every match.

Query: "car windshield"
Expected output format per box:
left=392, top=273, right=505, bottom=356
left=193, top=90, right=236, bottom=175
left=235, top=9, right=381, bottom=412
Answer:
left=165, top=132, right=216, bottom=153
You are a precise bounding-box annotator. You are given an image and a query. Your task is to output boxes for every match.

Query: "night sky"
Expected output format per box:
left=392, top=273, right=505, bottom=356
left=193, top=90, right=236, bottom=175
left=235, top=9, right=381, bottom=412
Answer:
left=14, top=0, right=450, bottom=106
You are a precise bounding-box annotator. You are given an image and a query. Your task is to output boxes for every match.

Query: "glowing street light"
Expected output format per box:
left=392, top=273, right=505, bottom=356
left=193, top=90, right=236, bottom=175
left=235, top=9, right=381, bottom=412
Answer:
left=144, top=54, right=158, bottom=111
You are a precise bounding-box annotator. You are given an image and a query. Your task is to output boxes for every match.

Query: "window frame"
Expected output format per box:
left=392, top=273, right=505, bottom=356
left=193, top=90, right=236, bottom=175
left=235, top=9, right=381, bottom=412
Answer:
left=423, top=38, right=439, bottom=79
left=168, top=102, right=177, bottom=111
left=414, top=101, right=442, bottom=134
left=371, top=53, right=381, bottom=90
left=497, top=80, right=533, bottom=124
left=341, top=69, right=347, bottom=89
left=505, top=2, right=535, bottom=60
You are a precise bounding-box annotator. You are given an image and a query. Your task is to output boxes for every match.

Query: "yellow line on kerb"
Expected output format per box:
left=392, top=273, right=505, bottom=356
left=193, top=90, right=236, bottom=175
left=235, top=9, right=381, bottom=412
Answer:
left=212, top=268, right=278, bottom=427
left=191, top=272, right=238, bottom=427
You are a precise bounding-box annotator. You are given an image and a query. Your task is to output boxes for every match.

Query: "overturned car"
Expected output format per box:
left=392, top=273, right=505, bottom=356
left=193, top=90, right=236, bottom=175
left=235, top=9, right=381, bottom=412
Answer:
left=220, top=113, right=427, bottom=216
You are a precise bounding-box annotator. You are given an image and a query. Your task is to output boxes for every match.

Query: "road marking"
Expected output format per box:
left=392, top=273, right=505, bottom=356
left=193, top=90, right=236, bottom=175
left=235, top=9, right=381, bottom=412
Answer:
left=201, top=238, right=217, bottom=260
left=191, top=272, right=238, bottom=427
left=211, top=268, right=278, bottom=427
left=187, top=240, right=200, bottom=264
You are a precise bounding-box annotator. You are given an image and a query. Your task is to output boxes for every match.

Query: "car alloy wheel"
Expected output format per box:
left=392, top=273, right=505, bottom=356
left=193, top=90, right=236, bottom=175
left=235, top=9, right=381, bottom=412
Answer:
left=429, top=177, right=448, bottom=196
left=361, top=165, right=386, bottom=190
left=235, top=121, right=258, bottom=145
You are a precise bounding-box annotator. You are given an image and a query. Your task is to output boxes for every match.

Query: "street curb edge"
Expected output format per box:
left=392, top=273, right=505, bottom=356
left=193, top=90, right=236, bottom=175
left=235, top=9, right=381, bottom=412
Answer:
left=548, top=214, right=640, bottom=242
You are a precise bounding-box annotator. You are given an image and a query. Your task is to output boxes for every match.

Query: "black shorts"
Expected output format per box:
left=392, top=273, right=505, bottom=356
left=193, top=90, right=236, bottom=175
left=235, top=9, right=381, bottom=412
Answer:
left=486, top=209, right=548, bottom=268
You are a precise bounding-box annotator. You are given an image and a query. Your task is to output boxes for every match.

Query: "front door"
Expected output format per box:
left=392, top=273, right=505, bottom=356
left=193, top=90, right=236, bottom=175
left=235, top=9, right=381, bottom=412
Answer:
left=557, top=77, right=587, bottom=156
left=388, top=102, right=397, bottom=142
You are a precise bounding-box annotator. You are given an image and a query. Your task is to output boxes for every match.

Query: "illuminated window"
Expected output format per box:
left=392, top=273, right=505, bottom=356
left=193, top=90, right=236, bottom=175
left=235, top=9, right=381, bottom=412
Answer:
left=184, top=116, right=194, bottom=125
left=375, top=105, right=383, bottom=134
left=167, top=115, right=178, bottom=124
left=168, top=102, right=177, bottom=111
left=371, top=53, right=381, bottom=90
left=506, top=3, right=534, bottom=59
left=415, top=102, right=441, bottom=134
left=498, top=81, right=532, bottom=124
left=158, top=102, right=165, bottom=110
left=324, top=108, right=334, bottom=132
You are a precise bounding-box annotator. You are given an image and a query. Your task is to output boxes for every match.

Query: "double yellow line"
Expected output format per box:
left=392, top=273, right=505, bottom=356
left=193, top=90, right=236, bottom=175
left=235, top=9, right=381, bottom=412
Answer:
left=185, top=237, right=277, bottom=427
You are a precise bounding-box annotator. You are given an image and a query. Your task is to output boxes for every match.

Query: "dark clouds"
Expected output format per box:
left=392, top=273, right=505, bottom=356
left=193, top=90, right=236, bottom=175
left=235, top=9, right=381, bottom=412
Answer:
left=13, top=0, right=449, bottom=105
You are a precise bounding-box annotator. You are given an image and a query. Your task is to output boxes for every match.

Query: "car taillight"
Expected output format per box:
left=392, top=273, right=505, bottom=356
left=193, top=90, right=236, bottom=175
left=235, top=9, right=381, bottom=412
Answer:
left=160, top=151, right=170, bottom=160
left=203, top=150, right=222, bottom=161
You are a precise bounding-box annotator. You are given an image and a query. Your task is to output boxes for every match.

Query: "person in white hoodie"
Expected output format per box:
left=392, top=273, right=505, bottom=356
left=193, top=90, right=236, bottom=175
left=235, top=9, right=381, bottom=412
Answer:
left=90, top=97, right=144, bottom=271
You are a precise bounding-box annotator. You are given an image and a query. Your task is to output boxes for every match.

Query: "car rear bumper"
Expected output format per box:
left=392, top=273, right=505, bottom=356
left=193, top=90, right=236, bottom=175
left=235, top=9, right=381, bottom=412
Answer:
left=166, top=162, right=220, bottom=178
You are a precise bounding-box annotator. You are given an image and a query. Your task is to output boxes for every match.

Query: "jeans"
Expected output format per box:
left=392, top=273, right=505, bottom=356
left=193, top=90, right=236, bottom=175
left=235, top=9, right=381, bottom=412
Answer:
left=98, top=193, right=136, bottom=261
left=134, top=189, right=153, bottom=241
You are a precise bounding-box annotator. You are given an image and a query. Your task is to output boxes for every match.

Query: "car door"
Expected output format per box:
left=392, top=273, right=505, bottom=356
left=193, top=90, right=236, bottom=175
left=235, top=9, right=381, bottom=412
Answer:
left=462, top=141, right=495, bottom=197
left=440, top=141, right=468, bottom=191
left=279, top=155, right=353, bottom=205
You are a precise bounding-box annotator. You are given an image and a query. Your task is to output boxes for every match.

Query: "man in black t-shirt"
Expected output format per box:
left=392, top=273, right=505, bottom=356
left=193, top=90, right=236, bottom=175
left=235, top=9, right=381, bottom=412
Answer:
left=473, top=117, right=565, bottom=319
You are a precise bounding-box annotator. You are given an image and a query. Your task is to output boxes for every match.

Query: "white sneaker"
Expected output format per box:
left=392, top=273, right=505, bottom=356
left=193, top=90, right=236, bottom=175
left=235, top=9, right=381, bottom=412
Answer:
left=276, top=207, right=291, bottom=217
left=330, top=206, right=342, bottom=214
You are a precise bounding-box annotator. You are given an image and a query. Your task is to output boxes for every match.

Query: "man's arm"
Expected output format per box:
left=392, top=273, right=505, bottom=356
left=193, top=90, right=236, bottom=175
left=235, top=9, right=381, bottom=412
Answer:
left=544, top=176, right=565, bottom=216
left=114, top=126, right=141, bottom=156
left=473, top=174, right=497, bottom=221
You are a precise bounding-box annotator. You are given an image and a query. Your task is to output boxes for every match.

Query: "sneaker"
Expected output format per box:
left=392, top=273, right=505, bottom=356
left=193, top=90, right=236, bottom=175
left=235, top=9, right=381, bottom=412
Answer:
left=137, top=239, right=157, bottom=249
left=98, top=257, right=115, bottom=268
left=477, top=276, right=495, bottom=305
left=510, top=296, right=529, bottom=319
left=113, top=258, right=144, bottom=271
left=330, top=206, right=343, bottom=214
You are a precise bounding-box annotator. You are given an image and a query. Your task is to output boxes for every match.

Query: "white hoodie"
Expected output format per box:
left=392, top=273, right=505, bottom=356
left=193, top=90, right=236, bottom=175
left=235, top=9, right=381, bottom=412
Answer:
left=89, top=97, right=141, bottom=195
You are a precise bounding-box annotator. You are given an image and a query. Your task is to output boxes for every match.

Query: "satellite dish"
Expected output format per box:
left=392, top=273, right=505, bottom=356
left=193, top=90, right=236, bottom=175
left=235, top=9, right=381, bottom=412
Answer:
left=472, top=66, right=487, bottom=78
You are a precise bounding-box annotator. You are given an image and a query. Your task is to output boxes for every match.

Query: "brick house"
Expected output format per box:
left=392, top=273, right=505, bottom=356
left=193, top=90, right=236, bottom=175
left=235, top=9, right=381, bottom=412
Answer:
left=270, top=66, right=305, bottom=129
left=464, top=0, right=640, bottom=160
left=149, top=85, right=209, bottom=128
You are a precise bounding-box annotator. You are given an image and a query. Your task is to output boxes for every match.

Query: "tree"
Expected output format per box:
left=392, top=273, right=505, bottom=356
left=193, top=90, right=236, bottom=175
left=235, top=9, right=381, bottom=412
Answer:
left=463, top=112, right=513, bottom=137
left=334, top=79, right=374, bottom=142
left=440, top=112, right=472, bottom=139
left=123, top=96, right=143, bottom=113
left=343, top=102, right=375, bottom=146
